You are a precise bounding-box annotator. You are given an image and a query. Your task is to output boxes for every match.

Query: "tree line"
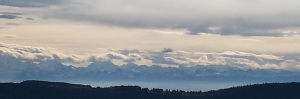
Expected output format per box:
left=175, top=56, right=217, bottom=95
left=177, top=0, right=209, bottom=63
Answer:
left=0, top=80, right=299, bottom=99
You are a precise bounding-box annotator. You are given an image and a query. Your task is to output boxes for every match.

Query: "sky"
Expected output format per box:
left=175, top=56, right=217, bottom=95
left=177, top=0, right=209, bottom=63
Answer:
left=1, top=0, right=300, bottom=70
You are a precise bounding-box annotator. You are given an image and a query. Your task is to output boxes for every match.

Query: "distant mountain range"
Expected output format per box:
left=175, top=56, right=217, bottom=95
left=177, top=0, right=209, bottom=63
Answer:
left=1, top=58, right=300, bottom=82
left=0, top=80, right=299, bottom=99
left=1, top=42, right=300, bottom=83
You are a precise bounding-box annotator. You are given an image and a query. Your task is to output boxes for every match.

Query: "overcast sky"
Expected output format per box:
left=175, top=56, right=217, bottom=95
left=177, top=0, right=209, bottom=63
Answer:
left=1, top=0, right=300, bottom=69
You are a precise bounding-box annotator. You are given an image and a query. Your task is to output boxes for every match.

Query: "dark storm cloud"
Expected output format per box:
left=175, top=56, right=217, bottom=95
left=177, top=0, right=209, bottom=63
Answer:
left=0, top=0, right=67, bottom=7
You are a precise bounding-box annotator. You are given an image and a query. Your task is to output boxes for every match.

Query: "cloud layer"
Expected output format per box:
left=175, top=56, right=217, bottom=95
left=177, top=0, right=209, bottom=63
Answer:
left=1, top=42, right=300, bottom=71
left=0, top=12, right=23, bottom=19
left=1, top=0, right=300, bottom=36
left=0, top=43, right=84, bottom=65
left=0, top=0, right=67, bottom=7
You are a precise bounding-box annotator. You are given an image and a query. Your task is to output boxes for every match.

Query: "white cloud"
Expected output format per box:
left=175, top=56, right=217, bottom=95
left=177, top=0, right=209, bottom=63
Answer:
left=1, top=42, right=300, bottom=71
left=220, top=51, right=283, bottom=60
left=105, top=52, right=130, bottom=60
left=0, top=43, right=86, bottom=65
left=236, top=39, right=264, bottom=42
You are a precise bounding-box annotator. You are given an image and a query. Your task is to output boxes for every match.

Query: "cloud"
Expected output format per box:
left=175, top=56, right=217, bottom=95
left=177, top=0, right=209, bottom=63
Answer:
left=2, top=35, right=15, bottom=39
left=0, top=12, right=23, bottom=19
left=219, top=51, right=283, bottom=60
left=0, top=12, right=23, bottom=15
left=0, top=43, right=86, bottom=65
left=217, top=27, right=285, bottom=37
left=236, top=39, right=264, bottom=42
left=104, top=52, right=130, bottom=60
left=130, top=50, right=289, bottom=70
left=1, top=1, right=300, bottom=36
left=5, top=23, right=21, bottom=26
left=32, top=0, right=300, bottom=37
left=0, top=14, right=21, bottom=19
left=26, top=18, right=34, bottom=20
left=162, top=48, right=173, bottom=53
left=91, top=48, right=300, bottom=70
left=1, top=42, right=300, bottom=71
left=0, top=0, right=68, bottom=7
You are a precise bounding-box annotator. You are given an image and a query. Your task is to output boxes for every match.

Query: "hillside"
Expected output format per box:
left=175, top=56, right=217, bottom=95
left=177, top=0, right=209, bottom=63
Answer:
left=0, top=80, right=300, bottom=99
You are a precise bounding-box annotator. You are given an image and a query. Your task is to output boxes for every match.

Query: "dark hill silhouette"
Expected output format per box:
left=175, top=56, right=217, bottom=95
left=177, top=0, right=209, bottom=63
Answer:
left=203, top=82, right=300, bottom=99
left=0, top=80, right=300, bottom=99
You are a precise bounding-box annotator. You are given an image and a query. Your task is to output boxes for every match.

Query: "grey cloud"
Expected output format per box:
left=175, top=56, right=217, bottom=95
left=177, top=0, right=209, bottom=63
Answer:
left=26, top=18, right=34, bottom=20
left=2, top=1, right=300, bottom=36
left=45, top=0, right=300, bottom=37
left=0, top=12, right=23, bottom=19
left=5, top=23, right=21, bottom=26
left=0, top=12, right=34, bottom=22
left=162, top=48, right=173, bottom=53
left=88, top=56, right=103, bottom=63
left=0, top=0, right=67, bottom=7
left=3, top=35, right=15, bottom=39
left=0, top=14, right=21, bottom=19
left=189, top=27, right=285, bottom=37
left=187, top=27, right=213, bottom=35
left=0, top=12, right=23, bottom=15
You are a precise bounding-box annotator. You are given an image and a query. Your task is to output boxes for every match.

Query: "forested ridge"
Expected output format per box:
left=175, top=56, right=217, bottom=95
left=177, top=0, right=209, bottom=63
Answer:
left=0, top=80, right=300, bottom=99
